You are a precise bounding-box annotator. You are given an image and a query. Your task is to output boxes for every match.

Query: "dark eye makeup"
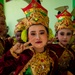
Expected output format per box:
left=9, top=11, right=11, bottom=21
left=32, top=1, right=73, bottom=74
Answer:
left=60, top=32, right=72, bottom=36
left=30, top=30, right=45, bottom=36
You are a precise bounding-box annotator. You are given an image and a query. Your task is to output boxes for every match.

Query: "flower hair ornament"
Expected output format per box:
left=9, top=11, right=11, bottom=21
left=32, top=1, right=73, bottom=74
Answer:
left=16, top=0, right=53, bottom=42
left=55, top=6, right=74, bottom=32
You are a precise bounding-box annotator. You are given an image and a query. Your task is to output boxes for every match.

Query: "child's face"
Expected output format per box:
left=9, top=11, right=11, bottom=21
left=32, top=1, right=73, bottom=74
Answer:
left=56, top=28, right=72, bottom=46
left=28, top=24, right=48, bottom=52
left=15, top=31, right=23, bottom=43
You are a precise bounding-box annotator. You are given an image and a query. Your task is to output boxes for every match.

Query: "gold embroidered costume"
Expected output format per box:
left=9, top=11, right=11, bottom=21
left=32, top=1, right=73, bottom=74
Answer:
left=19, top=50, right=54, bottom=75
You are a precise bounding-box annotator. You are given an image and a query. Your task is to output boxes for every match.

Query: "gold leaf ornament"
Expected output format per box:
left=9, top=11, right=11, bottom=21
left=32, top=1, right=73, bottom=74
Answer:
left=21, top=29, right=27, bottom=42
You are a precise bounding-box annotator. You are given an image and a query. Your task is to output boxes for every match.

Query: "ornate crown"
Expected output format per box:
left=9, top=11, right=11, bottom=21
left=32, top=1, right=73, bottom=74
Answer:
left=21, top=0, right=49, bottom=29
left=55, top=6, right=73, bottom=32
left=14, top=21, right=25, bottom=33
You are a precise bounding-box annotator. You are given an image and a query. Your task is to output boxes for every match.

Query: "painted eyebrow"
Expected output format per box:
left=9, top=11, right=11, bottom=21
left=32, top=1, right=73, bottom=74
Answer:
left=30, top=30, right=45, bottom=32
left=60, top=31, right=71, bottom=33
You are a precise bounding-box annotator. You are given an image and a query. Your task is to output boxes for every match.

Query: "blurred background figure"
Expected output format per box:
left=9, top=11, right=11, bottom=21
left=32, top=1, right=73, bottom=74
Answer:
left=0, top=3, right=11, bottom=57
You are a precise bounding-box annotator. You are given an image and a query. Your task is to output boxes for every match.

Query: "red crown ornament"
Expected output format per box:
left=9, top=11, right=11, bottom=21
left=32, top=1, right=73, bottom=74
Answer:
left=55, top=7, right=73, bottom=32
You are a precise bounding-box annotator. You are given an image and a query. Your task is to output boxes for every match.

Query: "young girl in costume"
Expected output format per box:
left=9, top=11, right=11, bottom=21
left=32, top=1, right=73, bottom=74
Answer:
left=0, top=0, right=57, bottom=75
left=13, top=21, right=26, bottom=45
left=48, top=6, right=75, bottom=75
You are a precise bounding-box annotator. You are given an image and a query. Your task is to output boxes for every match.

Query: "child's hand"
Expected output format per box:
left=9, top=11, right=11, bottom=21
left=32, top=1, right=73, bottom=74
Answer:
left=10, top=38, right=34, bottom=55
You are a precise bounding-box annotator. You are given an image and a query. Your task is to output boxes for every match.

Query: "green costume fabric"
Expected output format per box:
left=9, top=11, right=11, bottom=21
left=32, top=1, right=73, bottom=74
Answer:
left=23, top=66, right=32, bottom=75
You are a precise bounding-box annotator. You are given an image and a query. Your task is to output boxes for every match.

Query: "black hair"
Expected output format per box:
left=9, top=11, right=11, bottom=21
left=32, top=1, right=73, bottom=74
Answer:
left=57, top=11, right=61, bottom=14
left=37, top=0, right=41, bottom=4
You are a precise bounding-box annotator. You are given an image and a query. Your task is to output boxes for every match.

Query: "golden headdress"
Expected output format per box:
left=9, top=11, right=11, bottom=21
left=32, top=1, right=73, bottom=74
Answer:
left=55, top=6, right=73, bottom=32
left=14, top=21, right=25, bottom=33
left=21, top=0, right=49, bottom=29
